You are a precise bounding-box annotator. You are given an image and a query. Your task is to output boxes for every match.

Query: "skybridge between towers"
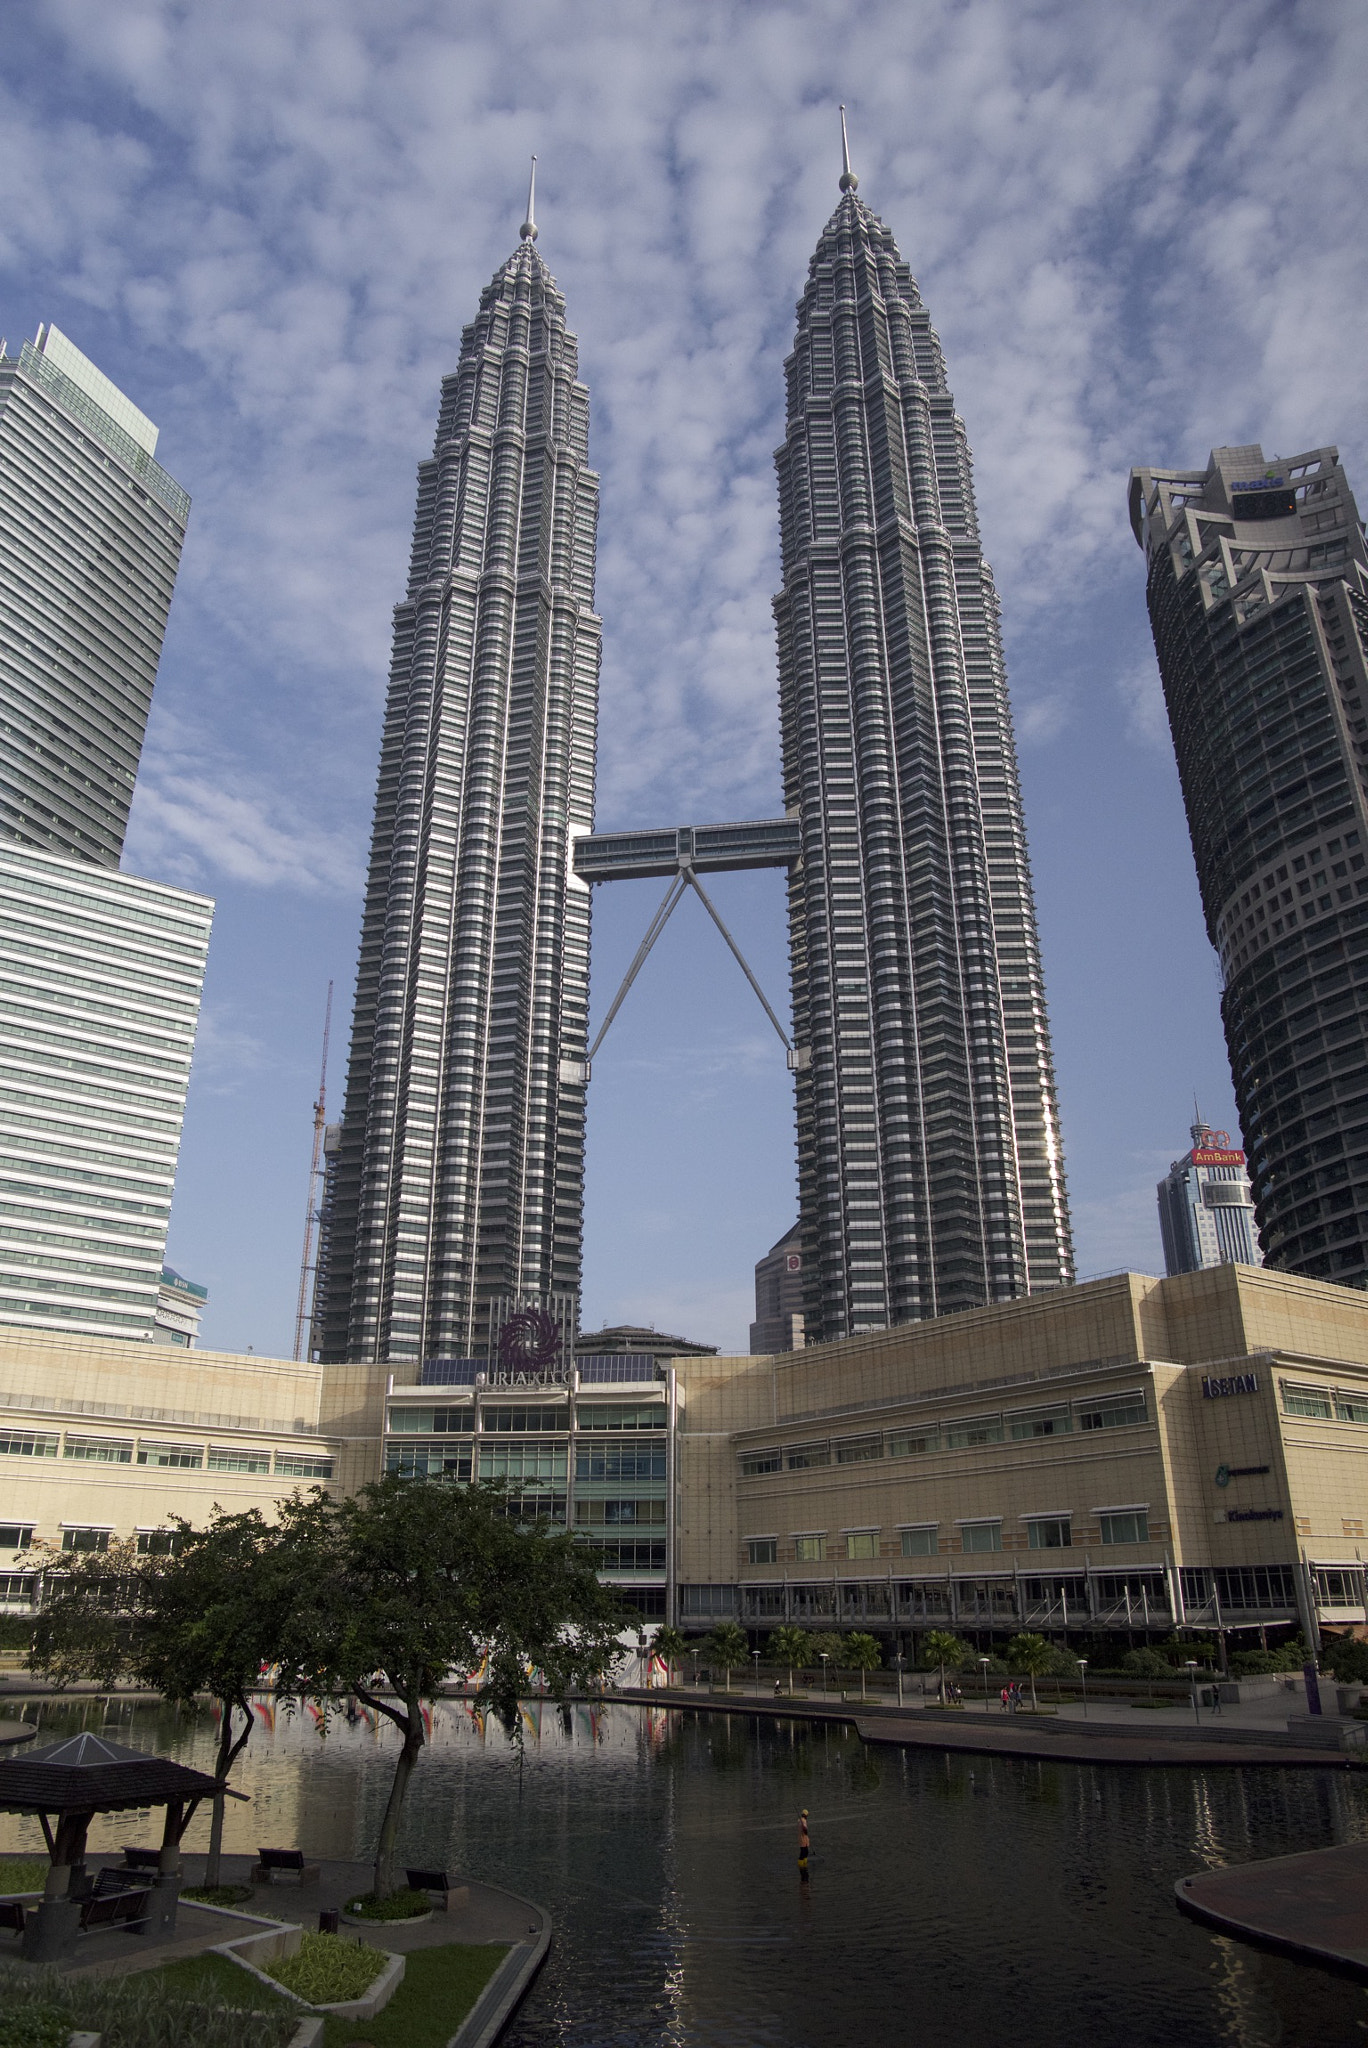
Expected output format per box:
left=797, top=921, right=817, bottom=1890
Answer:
left=571, top=816, right=803, bottom=1073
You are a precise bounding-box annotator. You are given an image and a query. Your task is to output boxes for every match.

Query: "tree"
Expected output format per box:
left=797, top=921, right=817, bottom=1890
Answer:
left=921, top=1629, right=964, bottom=1705
left=842, top=1632, right=882, bottom=1700
left=706, top=1621, right=749, bottom=1694
left=1007, top=1632, right=1053, bottom=1710
left=767, top=1626, right=811, bottom=1695
left=649, top=1624, right=688, bottom=1687
left=273, top=1478, right=625, bottom=1900
left=30, top=1516, right=297, bottom=1887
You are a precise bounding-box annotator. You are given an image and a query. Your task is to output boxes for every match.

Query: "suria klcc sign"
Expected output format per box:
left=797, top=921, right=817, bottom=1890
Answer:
left=488, top=1307, right=570, bottom=1388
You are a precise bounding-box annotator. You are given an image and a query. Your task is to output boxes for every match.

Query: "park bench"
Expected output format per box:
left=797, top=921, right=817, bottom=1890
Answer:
left=0, top=1899, right=25, bottom=1935
left=405, top=1867, right=469, bottom=1911
left=251, top=1847, right=320, bottom=1886
left=78, top=1886, right=149, bottom=1933
left=120, top=1846, right=160, bottom=1872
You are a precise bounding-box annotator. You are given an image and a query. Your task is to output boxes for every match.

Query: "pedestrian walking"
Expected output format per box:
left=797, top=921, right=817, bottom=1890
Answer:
left=1000, top=1685, right=1010, bottom=1714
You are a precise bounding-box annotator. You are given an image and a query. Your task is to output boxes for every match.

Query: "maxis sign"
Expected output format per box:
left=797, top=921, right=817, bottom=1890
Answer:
left=1202, top=1371, right=1259, bottom=1399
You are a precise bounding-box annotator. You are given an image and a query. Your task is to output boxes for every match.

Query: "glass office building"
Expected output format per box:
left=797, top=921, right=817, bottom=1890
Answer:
left=383, top=1354, right=669, bottom=1617
left=0, top=845, right=212, bottom=1342
left=1131, top=445, right=1368, bottom=1284
left=775, top=154, right=1073, bottom=1338
left=0, top=323, right=189, bottom=867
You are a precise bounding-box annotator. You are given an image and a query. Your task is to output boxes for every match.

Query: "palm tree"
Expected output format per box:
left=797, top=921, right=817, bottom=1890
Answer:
left=922, top=1629, right=964, bottom=1706
left=1007, top=1631, right=1052, bottom=1711
left=843, top=1632, right=882, bottom=1700
left=707, top=1620, right=749, bottom=1693
left=768, top=1626, right=811, bottom=1696
left=650, top=1624, right=688, bottom=1689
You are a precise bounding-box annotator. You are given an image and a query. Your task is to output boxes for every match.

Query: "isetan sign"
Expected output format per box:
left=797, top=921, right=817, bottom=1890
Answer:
left=1202, top=1371, right=1259, bottom=1399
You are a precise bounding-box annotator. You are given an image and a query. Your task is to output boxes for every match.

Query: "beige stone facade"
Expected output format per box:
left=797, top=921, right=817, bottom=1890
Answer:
left=671, top=1264, right=1368, bottom=1644
left=0, top=1327, right=381, bottom=1596
left=4, top=1263, right=1368, bottom=1649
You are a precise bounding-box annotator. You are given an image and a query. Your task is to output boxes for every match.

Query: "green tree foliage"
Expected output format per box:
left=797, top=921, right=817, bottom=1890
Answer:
left=921, top=1629, right=964, bottom=1704
left=271, top=1478, right=625, bottom=1898
left=767, top=1626, right=811, bottom=1693
left=649, top=1624, right=688, bottom=1684
left=29, top=1515, right=298, bottom=1885
left=842, top=1631, right=881, bottom=1699
left=1006, top=1632, right=1053, bottom=1709
left=705, top=1621, right=749, bottom=1692
left=1320, top=1635, right=1368, bottom=1684
left=1120, top=1647, right=1172, bottom=1679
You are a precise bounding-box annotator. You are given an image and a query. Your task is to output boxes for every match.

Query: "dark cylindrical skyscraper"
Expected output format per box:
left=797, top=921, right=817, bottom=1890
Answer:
left=1131, top=443, right=1368, bottom=1285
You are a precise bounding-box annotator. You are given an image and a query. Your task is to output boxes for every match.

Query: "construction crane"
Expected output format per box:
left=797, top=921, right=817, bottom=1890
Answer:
left=292, top=981, right=333, bottom=1362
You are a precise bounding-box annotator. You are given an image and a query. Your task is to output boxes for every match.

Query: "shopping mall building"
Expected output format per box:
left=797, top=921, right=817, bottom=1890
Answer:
left=3, top=1263, right=1368, bottom=1650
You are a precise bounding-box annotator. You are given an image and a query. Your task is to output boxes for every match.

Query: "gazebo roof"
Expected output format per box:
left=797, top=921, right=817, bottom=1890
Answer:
left=0, top=1732, right=224, bottom=1815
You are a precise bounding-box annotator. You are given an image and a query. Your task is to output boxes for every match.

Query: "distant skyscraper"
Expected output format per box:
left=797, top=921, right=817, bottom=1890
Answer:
left=750, top=1221, right=804, bottom=1354
left=0, top=326, right=210, bottom=1346
left=0, top=324, right=190, bottom=866
left=775, top=134, right=1073, bottom=1339
left=1157, top=1120, right=1263, bottom=1276
left=1131, top=444, right=1368, bottom=1287
left=0, top=846, right=211, bottom=1343
left=319, top=181, right=601, bottom=1364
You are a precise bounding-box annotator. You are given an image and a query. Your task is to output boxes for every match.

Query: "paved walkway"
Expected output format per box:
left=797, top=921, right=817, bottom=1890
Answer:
left=617, top=1687, right=1358, bottom=1768
left=1176, top=1840, right=1368, bottom=1977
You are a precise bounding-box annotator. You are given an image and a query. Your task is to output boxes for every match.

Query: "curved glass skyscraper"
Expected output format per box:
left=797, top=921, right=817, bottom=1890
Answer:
left=318, top=202, right=600, bottom=1364
left=1131, top=443, right=1368, bottom=1286
left=775, top=158, right=1073, bottom=1338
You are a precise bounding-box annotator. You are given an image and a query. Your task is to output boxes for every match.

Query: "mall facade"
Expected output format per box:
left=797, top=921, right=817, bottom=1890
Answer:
left=3, top=1262, right=1368, bottom=1648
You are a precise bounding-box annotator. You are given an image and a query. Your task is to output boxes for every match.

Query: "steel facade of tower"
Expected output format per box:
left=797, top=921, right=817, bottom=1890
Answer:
left=319, top=223, right=600, bottom=1364
left=0, top=325, right=189, bottom=867
left=775, top=174, right=1072, bottom=1339
left=1131, top=443, right=1368, bottom=1288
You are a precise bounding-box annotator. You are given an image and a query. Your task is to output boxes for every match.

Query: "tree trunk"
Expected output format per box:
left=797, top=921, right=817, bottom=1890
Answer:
left=370, top=1691, right=424, bottom=1899
left=205, top=1698, right=253, bottom=1889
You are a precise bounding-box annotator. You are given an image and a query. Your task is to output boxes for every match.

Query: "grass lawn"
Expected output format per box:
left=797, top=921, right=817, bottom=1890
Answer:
left=0, top=1859, right=46, bottom=1894
left=147, top=1940, right=510, bottom=2046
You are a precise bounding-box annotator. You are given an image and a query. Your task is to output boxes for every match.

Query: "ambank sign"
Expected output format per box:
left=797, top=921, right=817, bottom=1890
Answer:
left=1202, top=1370, right=1259, bottom=1399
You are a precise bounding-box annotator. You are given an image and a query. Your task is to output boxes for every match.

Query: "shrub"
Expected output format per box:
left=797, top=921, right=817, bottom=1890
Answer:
left=0, top=2009, right=70, bottom=2048
left=183, top=1882, right=255, bottom=1907
left=0, top=1861, right=46, bottom=1897
left=344, top=1886, right=432, bottom=1921
left=0, top=1964, right=293, bottom=2048
left=265, top=1930, right=386, bottom=2005
left=1120, top=1648, right=1171, bottom=1679
left=1042, top=1644, right=1079, bottom=1679
left=1321, top=1636, right=1368, bottom=1684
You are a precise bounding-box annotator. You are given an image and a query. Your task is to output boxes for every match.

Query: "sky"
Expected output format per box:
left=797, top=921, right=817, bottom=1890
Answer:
left=2, top=0, right=1365, bottom=1356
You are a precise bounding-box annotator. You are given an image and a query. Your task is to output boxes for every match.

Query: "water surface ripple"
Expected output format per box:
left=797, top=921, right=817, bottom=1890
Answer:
left=3, top=1697, right=1365, bottom=2045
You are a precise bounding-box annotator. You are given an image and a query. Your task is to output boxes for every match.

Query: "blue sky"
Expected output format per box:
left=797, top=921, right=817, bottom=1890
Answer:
left=3, top=0, right=1365, bottom=1354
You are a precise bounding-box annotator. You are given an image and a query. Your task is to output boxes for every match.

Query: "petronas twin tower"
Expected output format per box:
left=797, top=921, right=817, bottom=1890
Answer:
left=317, top=141, right=1073, bottom=1368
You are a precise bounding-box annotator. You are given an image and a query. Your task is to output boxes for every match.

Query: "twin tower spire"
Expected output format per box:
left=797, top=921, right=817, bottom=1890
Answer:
left=315, top=118, right=1073, bottom=1366
left=513, top=105, right=855, bottom=250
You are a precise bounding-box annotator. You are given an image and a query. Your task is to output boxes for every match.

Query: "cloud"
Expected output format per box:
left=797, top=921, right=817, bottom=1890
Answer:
left=1116, top=655, right=1171, bottom=751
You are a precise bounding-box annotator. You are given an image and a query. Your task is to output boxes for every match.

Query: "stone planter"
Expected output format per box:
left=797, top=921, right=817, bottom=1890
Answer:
left=215, top=1926, right=406, bottom=2024
left=342, top=1904, right=433, bottom=1927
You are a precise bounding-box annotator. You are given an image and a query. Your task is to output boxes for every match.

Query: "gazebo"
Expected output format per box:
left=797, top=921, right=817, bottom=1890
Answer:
left=0, top=1732, right=235, bottom=1960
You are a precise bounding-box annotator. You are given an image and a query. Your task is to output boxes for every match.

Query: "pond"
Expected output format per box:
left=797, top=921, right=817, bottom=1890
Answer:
left=1, top=1695, right=1365, bottom=2046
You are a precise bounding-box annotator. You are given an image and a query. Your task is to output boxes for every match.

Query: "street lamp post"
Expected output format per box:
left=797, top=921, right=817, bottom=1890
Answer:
left=820, top=1652, right=830, bottom=1697
left=1185, top=1657, right=1200, bottom=1725
left=754, top=1649, right=762, bottom=1698
left=979, top=1655, right=989, bottom=1705
left=893, top=1651, right=905, bottom=1708
left=1078, top=1656, right=1088, bottom=1719
left=690, top=1651, right=700, bottom=1690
